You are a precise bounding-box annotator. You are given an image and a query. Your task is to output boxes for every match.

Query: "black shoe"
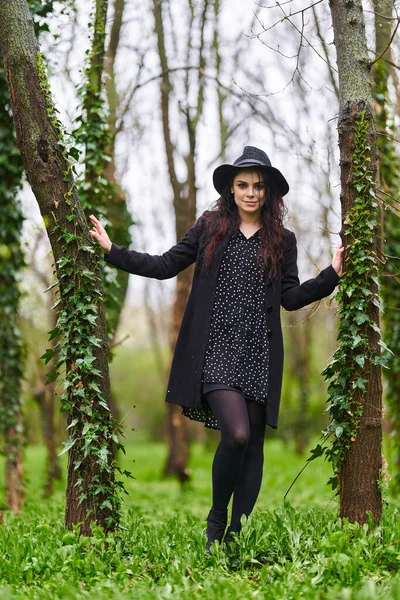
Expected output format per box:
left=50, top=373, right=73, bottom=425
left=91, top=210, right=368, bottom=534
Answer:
left=224, top=528, right=240, bottom=557
left=205, top=508, right=228, bottom=553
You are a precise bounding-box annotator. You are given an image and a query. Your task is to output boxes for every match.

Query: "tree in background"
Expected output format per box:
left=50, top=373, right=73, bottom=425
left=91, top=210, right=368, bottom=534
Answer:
left=152, top=0, right=210, bottom=482
left=325, top=0, right=383, bottom=523
left=372, top=0, right=400, bottom=491
left=0, top=0, right=57, bottom=511
left=0, top=64, right=25, bottom=513
left=0, top=0, right=127, bottom=533
left=103, top=0, right=133, bottom=343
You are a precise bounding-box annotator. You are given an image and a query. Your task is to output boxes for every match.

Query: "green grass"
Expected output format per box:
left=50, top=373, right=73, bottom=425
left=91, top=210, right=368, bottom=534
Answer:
left=0, top=440, right=400, bottom=599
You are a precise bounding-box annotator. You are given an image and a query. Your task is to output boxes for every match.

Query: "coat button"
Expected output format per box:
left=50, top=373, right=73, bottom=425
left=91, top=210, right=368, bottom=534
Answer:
left=267, top=305, right=273, bottom=314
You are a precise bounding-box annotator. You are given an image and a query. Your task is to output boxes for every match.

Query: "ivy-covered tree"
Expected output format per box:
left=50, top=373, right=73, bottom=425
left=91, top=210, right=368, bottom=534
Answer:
left=0, top=0, right=127, bottom=533
left=0, top=0, right=57, bottom=516
left=0, top=64, right=25, bottom=513
left=372, top=0, right=400, bottom=491
left=103, top=0, right=133, bottom=342
left=324, top=0, right=383, bottom=523
left=75, top=0, right=133, bottom=345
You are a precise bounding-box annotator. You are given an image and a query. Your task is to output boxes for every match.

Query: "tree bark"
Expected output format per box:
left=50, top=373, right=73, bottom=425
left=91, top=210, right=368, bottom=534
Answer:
left=286, top=314, right=312, bottom=455
left=0, top=0, right=120, bottom=533
left=5, top=416, right=24, bottom=512
left=329, top=0, right=383, bottom=523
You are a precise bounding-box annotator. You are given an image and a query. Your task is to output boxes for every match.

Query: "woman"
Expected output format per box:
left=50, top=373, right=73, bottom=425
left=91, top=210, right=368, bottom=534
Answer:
left=89, top=146, right=344, bottom=551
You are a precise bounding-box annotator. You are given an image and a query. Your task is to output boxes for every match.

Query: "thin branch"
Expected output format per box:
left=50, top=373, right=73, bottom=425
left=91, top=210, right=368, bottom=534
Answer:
left=371, top=16, right=400, bottom=65
left=312, top=4, right=339, bottom=98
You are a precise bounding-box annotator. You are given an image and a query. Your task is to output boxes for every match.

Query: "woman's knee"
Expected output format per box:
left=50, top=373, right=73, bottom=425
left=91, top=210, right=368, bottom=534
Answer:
left=223, top=428, right=250, bottom=451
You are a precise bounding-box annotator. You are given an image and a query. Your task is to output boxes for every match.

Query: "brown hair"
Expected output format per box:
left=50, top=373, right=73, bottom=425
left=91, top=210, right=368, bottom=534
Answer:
left=199, top=169, right=287, bottom=279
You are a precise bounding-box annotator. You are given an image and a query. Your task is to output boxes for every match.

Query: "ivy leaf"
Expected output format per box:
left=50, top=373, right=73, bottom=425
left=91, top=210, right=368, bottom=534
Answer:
left=327, top=476, right=338, bottom=491
left=372, top=296, right=380, bottom=308
left=44, top=280, right=59, bottom=293
left=48, top=328, right=60, bottom=341
left=354, top=356, right=365, bottom=369
left=59, top=436, right=77, bottom=456
left=306, top=444, right=326, bottom=463
left=354, top=313, right=369, bottom=326
left=352, top=377, right=367, bottom=391
left=351, top=334, right=363, bottom=348
left=45, top=369, right=59, bottom=385
left=80, top=245, right=95, bottom=254
left=378, top=339, right=394, bottom=355
left=68, top=146, right=80, bottom=161
left=335, top=426, right=344, bottom=438
left=41, top=348, right=55, bottom=365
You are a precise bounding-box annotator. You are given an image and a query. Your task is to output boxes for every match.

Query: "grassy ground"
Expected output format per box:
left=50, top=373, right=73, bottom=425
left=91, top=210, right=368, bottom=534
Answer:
left=0, top=439, right=399, bottom=599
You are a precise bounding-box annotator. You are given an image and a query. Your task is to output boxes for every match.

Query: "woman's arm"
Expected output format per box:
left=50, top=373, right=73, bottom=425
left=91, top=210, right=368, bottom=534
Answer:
left=89, top=215, right=201, bottom=280
left=281, top=231, right=343, bottom=311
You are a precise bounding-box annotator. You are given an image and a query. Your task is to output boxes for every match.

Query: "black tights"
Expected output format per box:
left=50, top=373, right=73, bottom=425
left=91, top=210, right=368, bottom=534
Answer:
left=206, top=389, right=267, bottom=533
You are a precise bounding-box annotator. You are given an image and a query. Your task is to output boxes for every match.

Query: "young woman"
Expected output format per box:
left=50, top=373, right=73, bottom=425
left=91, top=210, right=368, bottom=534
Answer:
left=89, top=146, right=344, bottom=551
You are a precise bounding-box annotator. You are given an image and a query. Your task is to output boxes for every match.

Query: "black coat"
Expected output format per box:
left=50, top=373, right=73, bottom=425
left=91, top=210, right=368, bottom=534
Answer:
left=105, top=215, right=340, bottom=428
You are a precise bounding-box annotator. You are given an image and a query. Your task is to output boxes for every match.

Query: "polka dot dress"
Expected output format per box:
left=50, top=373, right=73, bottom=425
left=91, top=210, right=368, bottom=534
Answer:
left=182, top=228, right=269, bottom=429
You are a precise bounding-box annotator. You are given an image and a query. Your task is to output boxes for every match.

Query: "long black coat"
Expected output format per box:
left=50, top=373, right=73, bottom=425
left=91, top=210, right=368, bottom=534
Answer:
left=105, top=215, right=340, bottom=428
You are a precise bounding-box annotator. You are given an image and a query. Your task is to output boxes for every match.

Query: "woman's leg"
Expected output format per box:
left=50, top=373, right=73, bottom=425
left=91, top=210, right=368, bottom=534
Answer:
left=229, top=399, right=266, bottom=533
left=206, top=389, right=251, bottom=512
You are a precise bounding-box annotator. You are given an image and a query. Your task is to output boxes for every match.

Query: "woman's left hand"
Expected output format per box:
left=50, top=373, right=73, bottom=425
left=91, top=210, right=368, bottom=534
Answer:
left=332, top=243, right=344, bottom=277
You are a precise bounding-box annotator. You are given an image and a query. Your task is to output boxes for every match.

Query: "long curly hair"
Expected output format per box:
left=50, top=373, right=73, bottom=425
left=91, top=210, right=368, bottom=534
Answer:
left=199, top=169, right=287, bottom=279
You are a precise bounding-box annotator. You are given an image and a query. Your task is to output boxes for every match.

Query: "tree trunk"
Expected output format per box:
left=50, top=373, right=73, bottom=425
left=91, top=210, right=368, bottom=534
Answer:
left=329, top=0, right=383, bottom=523
left=372, top=0, right=400, bottom=491
left=0, top=0, right=122, bottom=533
left=5, top=416, right=24, bottom=512
left=163, top=268, right=193, bottom=482
left=33, top=381, right=62, bottom=497
left=286, top=314, right=312, bottom=455
left=29, top=273, right=62, bottom=497
left=153, top=0, right=191, bottom=482
left=0, top=61, right=25, bottom=513
left=104, top=0, right=133, bottom=343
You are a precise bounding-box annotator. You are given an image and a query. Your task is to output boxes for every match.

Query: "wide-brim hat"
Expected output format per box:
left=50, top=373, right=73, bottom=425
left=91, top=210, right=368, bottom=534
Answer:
left=213, top=146, right=289, bottom=196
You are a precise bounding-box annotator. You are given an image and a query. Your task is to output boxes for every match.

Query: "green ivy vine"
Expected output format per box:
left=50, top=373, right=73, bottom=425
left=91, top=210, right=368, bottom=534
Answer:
left=309, top=110, right=386, bottom=488
left=0, top=65, right=25, bottom=468
left=373, top=57, right=400, bottom=490
left=37, top=51, right=129, bottom=530
left=72, top=0, right=122, bottom=341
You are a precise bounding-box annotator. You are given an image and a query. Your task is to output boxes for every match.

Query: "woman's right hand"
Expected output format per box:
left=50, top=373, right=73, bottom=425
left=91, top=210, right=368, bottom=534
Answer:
left=88, top=215, right=112, bottom=253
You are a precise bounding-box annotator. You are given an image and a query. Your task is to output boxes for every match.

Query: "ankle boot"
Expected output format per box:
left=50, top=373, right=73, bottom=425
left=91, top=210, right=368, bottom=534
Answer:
left=205, top=508, right=228, bottom=553
left=224, top=527, right=240, bottom=556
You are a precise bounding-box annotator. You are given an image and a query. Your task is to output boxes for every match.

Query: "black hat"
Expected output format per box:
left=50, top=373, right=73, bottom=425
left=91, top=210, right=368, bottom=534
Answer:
left=213, top=146, right=289, bottom=196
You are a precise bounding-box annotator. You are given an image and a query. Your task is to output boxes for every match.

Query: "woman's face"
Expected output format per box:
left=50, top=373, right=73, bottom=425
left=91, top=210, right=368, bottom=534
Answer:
left=231, top=169, right=265, bottom=219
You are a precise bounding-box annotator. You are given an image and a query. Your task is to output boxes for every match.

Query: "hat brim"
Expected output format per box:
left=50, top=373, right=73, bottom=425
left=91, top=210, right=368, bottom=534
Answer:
left=213, top=164, right=289, bottom=197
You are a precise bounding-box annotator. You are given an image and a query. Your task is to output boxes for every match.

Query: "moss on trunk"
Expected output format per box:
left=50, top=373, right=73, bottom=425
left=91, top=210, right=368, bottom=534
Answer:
left=329, top=0, right=383, bottom=523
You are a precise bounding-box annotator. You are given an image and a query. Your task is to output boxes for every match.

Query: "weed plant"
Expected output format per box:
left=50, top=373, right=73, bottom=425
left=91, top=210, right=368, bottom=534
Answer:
left=0, top=440, right=400, bottom=599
